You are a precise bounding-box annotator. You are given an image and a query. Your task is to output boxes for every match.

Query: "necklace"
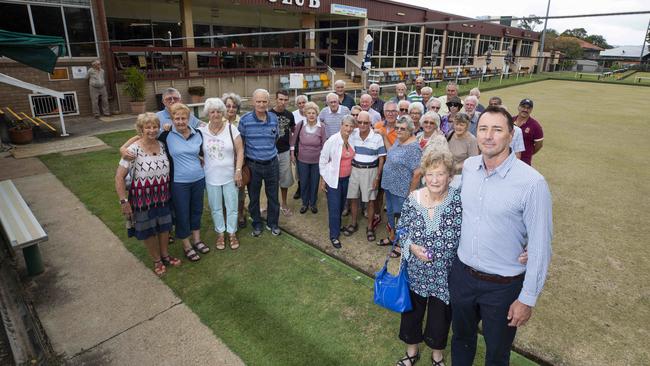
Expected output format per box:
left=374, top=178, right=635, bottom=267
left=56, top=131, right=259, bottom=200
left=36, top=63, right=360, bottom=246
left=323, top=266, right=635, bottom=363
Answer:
left=209, top=120, right=225, bottom=135
left=421, top=189, right=447, bottom=209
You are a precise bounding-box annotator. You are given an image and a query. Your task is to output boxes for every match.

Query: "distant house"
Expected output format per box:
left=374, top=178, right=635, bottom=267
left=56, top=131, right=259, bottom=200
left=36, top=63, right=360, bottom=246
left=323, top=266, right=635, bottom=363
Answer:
left=556, top=36, right=604, bottom=59
left=599, top=45, right=650, bottom=67
left=570, top=60, right=599, bottom=73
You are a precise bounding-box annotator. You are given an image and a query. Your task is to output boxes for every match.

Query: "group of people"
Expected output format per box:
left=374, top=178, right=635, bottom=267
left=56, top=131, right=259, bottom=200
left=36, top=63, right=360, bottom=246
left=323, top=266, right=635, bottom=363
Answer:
left=114, top=79, right=552, bottom=366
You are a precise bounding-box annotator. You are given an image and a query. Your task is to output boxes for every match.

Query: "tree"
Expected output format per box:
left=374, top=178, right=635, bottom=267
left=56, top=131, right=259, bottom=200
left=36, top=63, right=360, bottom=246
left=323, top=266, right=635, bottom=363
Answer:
left=561, top=28, right=588, bottom=39
left=550, top=37, right=583, bottom=60
left=585, top=34, right=612, bottom=49
left=542, top=28, right=559, bottom=51
left=519, top=15, right=543, bottom=31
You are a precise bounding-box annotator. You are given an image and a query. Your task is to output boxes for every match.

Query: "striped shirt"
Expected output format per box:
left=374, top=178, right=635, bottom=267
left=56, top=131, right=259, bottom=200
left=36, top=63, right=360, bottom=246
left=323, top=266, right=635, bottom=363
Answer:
left=458, top=152, right=553, bottom=307
left=319, top=105, right=350, bottom=139
left=407, top=90, right=423, bottom=104
left=349, top=129, right=386, bottom=165
left=238, top=111, right=279, bottom=161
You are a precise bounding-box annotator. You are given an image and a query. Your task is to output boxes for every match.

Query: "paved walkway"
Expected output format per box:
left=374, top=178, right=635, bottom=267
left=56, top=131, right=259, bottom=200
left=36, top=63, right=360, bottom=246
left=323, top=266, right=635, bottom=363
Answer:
left=2, top=157, right=244, bottom=365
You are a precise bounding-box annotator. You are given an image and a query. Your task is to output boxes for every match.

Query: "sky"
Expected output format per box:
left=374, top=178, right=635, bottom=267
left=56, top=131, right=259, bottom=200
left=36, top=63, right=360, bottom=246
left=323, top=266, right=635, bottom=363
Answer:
left=395, top=0, right=649, bottom=46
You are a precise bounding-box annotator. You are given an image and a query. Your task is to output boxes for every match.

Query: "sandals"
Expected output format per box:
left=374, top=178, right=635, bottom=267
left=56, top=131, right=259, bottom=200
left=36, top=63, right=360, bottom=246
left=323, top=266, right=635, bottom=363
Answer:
left=431, top=357, right=445, bottom=366
left=341, top=223, right=358, bottom=237
left=193, top=241, right=210, bottom=254
left=215, top=235, right=226, bottom=250
left=281, top=207, right=293, bottom=217
left=396, top=351, right=420, bottom=366
left=153, top=260, right=166, bottom=276
left=161, top=255, right=181, bottom=267
left=184, top=248, right=201, bottom=262
left=229, top=234, right=240, bottom=250
left=330, top=238, right=342, bottom=249
left=366, top=228, right=376, bottom=242
left=390, top=249, right=401, bottom=258
left=377, top=238, right=393, bottom=246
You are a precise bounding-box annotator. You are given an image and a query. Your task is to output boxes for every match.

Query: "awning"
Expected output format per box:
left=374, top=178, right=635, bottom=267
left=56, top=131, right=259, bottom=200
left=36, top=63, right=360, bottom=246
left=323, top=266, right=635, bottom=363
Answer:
left=0, top=29, right=66, bottom=73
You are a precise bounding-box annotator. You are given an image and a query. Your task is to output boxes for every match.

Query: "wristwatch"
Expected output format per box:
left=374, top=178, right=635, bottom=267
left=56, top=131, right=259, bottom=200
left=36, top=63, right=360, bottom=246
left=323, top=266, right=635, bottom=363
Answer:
left=120, top=198, right=128, bottom=204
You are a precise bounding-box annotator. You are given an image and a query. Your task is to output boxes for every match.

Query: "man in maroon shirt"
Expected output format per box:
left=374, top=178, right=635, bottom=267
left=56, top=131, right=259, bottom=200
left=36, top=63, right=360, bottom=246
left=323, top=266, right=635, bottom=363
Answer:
left=513, top=99, right=544, bottom=166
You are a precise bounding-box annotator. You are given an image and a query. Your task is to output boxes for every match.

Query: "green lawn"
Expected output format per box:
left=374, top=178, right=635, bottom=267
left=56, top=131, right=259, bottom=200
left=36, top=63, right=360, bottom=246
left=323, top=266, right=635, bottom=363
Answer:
left=40, top=131, right=535, bottom=365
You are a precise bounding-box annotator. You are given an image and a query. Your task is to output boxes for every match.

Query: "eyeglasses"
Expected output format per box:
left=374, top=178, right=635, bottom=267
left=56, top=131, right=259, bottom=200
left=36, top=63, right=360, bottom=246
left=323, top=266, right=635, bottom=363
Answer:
left=164, top=96, right=181, bottom=102
left=226, top=104, right=237, bottom=109
left=357, top=121, right=370, bottom=125
left=400, top=108, right=409, bottom=112
left=394, top=126, right=408, bottom=131
left=422, top=121, right=436, bottom=125
left=385, top=109, right=398, bottom=114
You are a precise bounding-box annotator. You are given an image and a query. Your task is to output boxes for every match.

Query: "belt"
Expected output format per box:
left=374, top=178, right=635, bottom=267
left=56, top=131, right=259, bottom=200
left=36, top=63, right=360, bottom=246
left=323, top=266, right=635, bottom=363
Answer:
left=246, top=157, right=276, bottom=165
left=351, top=161, right=379, bottom=169
left=462, top=262, right=524, bottom=284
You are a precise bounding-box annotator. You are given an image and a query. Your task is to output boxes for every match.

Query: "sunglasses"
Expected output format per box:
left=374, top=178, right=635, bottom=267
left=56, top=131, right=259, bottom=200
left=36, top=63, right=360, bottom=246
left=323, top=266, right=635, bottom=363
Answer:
left=448, top=103, right=462, bottom=108
left=400, top=108, right=409, bottom=112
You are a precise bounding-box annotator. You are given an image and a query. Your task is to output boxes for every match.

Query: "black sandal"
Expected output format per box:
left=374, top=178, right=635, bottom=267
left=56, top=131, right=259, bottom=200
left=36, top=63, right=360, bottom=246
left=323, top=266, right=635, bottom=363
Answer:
left=330, top=238, right=342, bottom=249
left=184, top=248, right=200, bottom=262
left=342, top=223, right=358, bottom=237
left=431, top=357, right=445, bottom=366
left=377, top=238, right=393, bottom=246
left=397, top=351, right=420, bottom=366
left=389, top=249, right=401, bottom=258
left=366, top=228, right=376, bottom=242
left=193, top=241, right=210, bottom=254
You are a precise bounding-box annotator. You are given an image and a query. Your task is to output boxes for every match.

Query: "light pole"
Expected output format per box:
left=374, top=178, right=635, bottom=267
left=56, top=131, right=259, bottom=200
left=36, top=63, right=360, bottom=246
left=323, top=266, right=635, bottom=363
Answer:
left=537, top=0, right=551, bottom=73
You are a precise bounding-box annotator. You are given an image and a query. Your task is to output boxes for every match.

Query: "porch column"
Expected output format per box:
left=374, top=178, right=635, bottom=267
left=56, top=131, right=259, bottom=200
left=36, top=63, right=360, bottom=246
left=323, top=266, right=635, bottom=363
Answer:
left=302, top=14, right=316, bottom=67
left=180, top=0, right=197, bottom=71
left=417, top=26, right=425, bottom=68
left=440, top=29, right=448, bottom=69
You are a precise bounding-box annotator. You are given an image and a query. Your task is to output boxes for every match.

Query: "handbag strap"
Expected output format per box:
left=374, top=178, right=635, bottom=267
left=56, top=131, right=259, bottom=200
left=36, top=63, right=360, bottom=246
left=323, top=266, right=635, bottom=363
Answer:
left=382, top=227, right=407, bottom=269
left=227, top=123, right=237, bottom=170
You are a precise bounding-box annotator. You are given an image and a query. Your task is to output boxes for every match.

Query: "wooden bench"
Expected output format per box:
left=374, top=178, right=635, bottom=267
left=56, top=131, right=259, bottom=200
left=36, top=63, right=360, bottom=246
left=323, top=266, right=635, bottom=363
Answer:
left=424, top=79, right=442, bottom=88
left=602, top=71, right=613, bottom=77
left=481, top=74, right=493, bottom=81
left=575, top=72, right=602, bottom=80
left=635, top=76, right=650, bottom=83
left=457, top=77, right=471, bottom=84
left=0, top=180, right=48, bottom=276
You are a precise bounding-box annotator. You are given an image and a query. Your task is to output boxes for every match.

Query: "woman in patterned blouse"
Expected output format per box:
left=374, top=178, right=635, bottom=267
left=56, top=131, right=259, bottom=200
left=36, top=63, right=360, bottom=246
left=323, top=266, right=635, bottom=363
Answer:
left=394, top=144, right=460, bottom=366
left=115, top=113, right=180, bottom=276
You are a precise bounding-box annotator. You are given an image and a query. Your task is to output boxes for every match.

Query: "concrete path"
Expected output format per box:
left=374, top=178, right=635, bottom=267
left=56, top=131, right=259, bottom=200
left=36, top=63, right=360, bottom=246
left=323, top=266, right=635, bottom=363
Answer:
left=9, top=170, right=244, bottom=365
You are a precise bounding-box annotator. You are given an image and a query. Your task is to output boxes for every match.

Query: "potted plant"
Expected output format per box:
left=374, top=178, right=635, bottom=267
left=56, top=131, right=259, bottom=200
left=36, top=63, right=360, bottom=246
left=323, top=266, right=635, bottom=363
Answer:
left=7, top=118, right=33, bottom=145
left=122, top=67, right=146, bottom=114
left=188, top=86, right=205, bottom=104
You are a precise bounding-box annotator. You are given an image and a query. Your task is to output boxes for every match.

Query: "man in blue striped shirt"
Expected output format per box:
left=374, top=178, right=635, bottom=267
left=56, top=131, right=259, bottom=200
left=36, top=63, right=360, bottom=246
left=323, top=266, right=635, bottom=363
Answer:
left=450, top=106, right=553, bottom=366
left=238, top=89, right=281, bottom=237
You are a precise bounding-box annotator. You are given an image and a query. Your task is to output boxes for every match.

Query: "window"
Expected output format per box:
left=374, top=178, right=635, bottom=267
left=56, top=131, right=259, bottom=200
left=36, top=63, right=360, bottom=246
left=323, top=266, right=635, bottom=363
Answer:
left=501, top=37, right=512, bottom=51
left=445, top=31, right=476, bottom=66
left=520, top=40, right=533, bottom=57
left=423, top=28, right=444, bottom=67
left=478, top=35, right=501, bottom=55
left=368, top=21, right=422, bottom=69
left=193, top=24, right=212, bottom=47
left=0, top=1, right=97, bottom=57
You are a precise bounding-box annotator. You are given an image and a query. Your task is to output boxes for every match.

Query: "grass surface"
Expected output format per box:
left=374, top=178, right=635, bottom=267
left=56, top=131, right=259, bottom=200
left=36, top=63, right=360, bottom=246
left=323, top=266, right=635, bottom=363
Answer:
left=40, top=132, right=534, bottom=365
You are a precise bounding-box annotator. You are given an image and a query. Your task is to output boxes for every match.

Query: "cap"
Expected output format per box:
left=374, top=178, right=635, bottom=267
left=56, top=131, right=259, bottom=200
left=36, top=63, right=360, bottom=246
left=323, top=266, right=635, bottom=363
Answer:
left=519, top=98, right=533, bottom=108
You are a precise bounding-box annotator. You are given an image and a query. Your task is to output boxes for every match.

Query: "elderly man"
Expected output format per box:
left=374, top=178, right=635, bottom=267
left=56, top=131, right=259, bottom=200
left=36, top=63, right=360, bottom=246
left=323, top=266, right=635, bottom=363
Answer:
left=375, top=101, right=399, bottom=148
left=450, top=106, right=552, bottom=366
left=469, top=87, right=485, bottom=113
left=437, top=82, right=460, bottom=115
left=359, top=93, right=382, bottom=125
left=488, top=96, right=503, bottom=108
left=334, top=79, right=356, bottom=110
left=513, top=99, right=544, bottom=166
left=238, top=89, right=281, bottom=237
left=397, top=100, right=410, bottom=117
left=270, top=90, right=296, bottom=216
left=156, top=88, right=202, bottom=130
left=343, top=110, right=386, bottom=241
left=463, top=95, right=481, bottom=136
left=420, top=86, right=433, bottom=112
left=368, top=83, right=385, bottom=118
left=391, top=82, right=408, bottom=103
left=87, top=60, right=110, bottom=117
left=319, top=92, right=351, bottom=139
left=407, top=76, right=425, bottom=103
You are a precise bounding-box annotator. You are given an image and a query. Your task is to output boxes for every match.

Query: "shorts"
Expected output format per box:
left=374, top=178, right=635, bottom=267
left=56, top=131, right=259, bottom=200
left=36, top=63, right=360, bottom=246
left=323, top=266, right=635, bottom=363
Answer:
left=347, top=166, right=379, bottom=202
left=278, top=150, right=295, bottom=188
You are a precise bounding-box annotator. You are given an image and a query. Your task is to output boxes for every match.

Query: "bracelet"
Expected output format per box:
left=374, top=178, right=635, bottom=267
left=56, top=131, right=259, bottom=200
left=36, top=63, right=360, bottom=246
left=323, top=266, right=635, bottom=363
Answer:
left=119, top=198, right=128, bottom=204
left=236, top=168, right=242, bottom=172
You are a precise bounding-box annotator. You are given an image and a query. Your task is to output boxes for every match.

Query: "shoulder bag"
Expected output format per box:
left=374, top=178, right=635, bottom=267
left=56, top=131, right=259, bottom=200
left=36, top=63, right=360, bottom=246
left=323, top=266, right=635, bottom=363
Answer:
left=373, top=228, right=412, bottom=313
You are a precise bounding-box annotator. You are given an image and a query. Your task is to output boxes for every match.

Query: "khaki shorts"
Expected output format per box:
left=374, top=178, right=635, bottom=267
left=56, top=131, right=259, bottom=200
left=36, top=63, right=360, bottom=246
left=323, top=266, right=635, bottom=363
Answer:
left=278, top=151, right=295, bottom=188
left=347, top=166, right=379, bottom=202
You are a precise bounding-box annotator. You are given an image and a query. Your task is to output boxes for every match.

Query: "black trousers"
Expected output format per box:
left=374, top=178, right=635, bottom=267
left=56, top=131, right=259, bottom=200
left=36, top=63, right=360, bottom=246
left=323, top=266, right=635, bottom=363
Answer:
left=399, top=290, right=452, bottom=349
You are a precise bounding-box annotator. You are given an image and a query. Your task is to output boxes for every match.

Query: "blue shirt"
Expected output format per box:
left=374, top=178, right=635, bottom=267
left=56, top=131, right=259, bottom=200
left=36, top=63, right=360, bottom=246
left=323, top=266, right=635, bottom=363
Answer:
left=163, top=125, right=205, bottom=183
left=156, top=109, right=201, bottom=132
left=238, top=111, right=279, bottom=161
left=318, top=105, right=350, bottom=140
left=458, top=152, right=553, bottom=307
left=381, top=141, right=422, bottom=198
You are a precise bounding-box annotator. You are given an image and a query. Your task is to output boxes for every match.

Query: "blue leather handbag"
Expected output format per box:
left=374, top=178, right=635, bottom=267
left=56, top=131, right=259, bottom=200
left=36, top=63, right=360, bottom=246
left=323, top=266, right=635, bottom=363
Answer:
left=373, top=228, right=412, bottom=313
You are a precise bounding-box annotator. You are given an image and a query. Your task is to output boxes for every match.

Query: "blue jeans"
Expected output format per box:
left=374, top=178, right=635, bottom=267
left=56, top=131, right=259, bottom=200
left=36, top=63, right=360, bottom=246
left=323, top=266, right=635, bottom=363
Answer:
left=247, top=157, right=280, bottom=230
left=449, top=258, right=524, bottom=366
left=385, top=189, right=406, bottom=231
left=325, top=176, right=349, bottom=239
left=206, top=181, right=239, bottom=234
left=171, top=178, right=205, bottom=239
left=297, top=161, right=319, bottom=208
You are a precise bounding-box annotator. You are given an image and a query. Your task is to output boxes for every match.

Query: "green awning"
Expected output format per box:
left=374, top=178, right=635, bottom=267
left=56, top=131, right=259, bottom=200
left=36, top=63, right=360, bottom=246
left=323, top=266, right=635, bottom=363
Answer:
left=0, top=29, right=66, bottom=73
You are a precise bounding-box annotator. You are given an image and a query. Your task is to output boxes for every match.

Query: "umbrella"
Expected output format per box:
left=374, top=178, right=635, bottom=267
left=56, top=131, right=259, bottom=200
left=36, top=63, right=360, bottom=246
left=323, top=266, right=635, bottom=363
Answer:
left=0, top=29, right=66, bottom=73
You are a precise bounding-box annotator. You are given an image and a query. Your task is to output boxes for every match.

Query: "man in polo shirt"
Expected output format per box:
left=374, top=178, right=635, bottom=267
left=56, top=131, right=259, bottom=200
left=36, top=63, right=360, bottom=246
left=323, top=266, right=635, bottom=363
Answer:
left=368, top=83, right=385, bottom=119
left=157, top=88, right=202, bottom=131
left=437, top=82, right=460, bottom=115
left=374, top=101, right=399, bottom=146
left=344, top=110, right=386, bottom=240
left=269, top=90, right=296, bottom=217
left=238, top=89, right=281, bottom=237
left=513, top=99, right=544, bottom=166
left=359, top=93, right=382, bottom=125
left=407, top=76, right=425, bottom=103
left=319, top=92, right=351, bottom=139
left=335, top=79, right=356, bottom=110
left=450, top=106, right=553, bottom=366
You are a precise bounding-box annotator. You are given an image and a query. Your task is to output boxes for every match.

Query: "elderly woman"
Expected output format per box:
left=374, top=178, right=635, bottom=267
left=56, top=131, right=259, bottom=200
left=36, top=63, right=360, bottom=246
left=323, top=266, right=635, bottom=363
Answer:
left=426, top=98, right=442, bottom=115
left=319, top=115, right=356, bottom=248
left=162, top=103, right=209, bottom=261
left=290, top=101, right=326, bottom=214
left=115, top=113, right=180, bottom=276
left=408, top=102, right=424, bottom=133
left=394, top=145, right=460, bottom=366
left=391, top=83, right=408, bottom=103
left=416, top=112, right=446, bottom=150
left=198, top=98, right=244, bottom=250
left=222, top=92, right=247, bottom=228
left=440, top=96, right=462, bottom=136
left=447, top=113, right=479, bottom=175
left=378, top=115, right=422, bottom=254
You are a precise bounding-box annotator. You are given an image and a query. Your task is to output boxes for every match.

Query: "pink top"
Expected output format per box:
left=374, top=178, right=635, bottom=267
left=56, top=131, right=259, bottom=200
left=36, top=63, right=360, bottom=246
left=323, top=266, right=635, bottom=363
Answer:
left=338, top=144, right=355, bottom=177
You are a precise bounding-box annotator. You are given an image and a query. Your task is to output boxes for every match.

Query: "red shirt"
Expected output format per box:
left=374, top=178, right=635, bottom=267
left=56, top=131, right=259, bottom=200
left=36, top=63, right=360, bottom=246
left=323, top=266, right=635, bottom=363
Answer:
left=514, top=116, right=543, bottom=166
left=339, top=144, right=355, bottom=177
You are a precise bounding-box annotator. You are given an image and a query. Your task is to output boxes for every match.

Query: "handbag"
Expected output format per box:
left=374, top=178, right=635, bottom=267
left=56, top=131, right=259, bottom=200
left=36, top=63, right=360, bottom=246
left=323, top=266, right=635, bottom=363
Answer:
left=373, top=228, right=412, bottom=313
left=228, top=124, right=251, bottom=186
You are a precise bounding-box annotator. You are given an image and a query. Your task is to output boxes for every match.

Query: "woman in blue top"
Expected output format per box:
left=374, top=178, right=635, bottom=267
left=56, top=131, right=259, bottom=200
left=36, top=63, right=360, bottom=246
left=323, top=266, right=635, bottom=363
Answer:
left=394, top=145, right=460, bottom=366
left=378, top=115, right=422, bottom=256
